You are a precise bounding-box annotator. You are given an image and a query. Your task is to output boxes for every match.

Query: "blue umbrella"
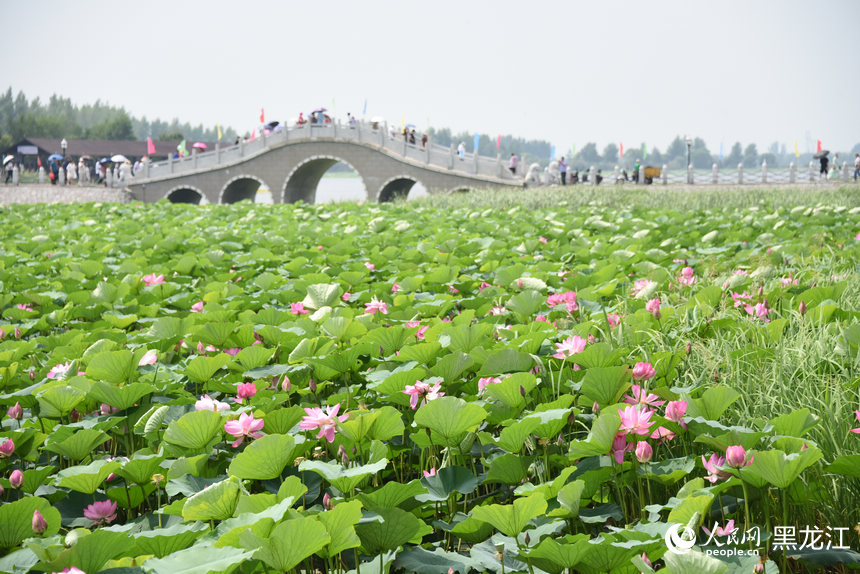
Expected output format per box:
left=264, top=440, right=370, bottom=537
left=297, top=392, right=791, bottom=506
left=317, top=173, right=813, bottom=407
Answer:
left=48, top=153, right=64, bottom=161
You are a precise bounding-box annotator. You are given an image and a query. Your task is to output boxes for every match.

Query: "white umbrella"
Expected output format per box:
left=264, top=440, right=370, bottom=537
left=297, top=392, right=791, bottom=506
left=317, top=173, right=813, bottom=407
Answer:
left=2, top=155, right=13, bottom=166
left=111, top=154, right=129, bottom=163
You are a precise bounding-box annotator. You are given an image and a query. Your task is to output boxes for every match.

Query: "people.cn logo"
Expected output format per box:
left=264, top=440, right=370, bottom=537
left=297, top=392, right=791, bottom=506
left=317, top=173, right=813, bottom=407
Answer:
left=664, top=523, right=697, bottom=553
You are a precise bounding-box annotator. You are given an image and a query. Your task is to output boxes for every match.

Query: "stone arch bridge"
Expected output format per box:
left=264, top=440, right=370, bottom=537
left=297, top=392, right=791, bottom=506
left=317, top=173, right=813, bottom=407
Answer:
left=126, top=122, right=522, bottom=204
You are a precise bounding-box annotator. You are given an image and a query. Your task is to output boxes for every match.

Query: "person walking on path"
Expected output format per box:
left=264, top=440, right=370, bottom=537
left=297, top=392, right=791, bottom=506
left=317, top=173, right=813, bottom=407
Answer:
left=854, top=153, right=860, bottom=181
left=508, top=153, right=518, bottom=175
left=4, top=159, right=12, bottom=184
left=559, top=156, right=568, bottom=185
left=66, top=159, right=77, bottom=185
left=819, top=154, right=829, bottom=180
left=457, top=142, right=466, bottom=160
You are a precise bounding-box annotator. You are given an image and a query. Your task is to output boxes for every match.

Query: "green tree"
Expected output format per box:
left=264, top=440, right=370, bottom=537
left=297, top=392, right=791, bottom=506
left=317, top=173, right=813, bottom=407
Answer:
left=602, top=143, right=618, bottom=164
left=743, top=143, right=759, bottom=168
left=725, top=142, right=743, bottom=167
left=575, top=142, right=600, bottom=166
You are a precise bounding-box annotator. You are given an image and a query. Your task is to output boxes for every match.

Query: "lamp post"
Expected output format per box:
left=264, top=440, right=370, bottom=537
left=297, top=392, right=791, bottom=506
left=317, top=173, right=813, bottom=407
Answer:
left=685, top=136, right=692, bottom=184
left=61, top=138, right=68, bottom=158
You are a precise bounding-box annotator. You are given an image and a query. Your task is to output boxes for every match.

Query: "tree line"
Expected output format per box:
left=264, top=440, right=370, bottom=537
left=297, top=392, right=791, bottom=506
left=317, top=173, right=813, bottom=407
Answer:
left=0, top=89, right=234, bottom=152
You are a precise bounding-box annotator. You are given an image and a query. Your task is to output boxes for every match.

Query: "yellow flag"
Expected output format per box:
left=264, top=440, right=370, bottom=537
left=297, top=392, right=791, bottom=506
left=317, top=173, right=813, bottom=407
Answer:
left=794, top=140, right=799, bottom=157
left=217, top=125, right=222, bottom=141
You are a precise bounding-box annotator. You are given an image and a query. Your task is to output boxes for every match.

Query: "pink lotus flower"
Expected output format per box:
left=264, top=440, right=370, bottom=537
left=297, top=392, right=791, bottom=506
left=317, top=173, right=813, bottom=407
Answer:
left=553, top=336, right=587, bottom=359
left=47, top=362, right=72, bottom=379
left=488, top=305, right=507, bottom=316
left=703, top=519, right=736, bottom=538
left=631, top=362, right=657, bottom=381
left=607, top=313, right=621, bottom=328
left=546, top=291, right=578, bottom=312
left=138, top=350, right=157, bottom=366
left=224, top=412, right=265, bottom=447
left=851, top=410, right=860, bottom=434
left=538, top=236, right=548, bottom=244
left=342, top=292, right=352, bottom=301
left=781, top=274, right=799, bottom=287
left=291, top=302, right=309, bottom=315
left=650, top=426, right=676, bottom=441
left=665, top=400, right=687, bottom=428
left=223, top=347, right=241, bottom=356
left=54, top=568, right=86, bottom=574
left=448, top=285, right=459, bottom=294
left=725, top=445, right=753, bottom=468
left=403, top=380, right=444, bottom=410
left=9, top=468, right=23, bottom=488
left=477, top=376, right=502, bottom=395
left=195, top=394, right=231, bottom=412
left=415, top=325, right=428, bottom=340
left=731, top=291, right=752, bottom=308
left=479, top=281, right=492, bottom=291
left=618, top=405, right=655, bottom=436
left=16, top=303, right=34, bottom=312
left=83, top=500, right=117, bottom=525
left=235, top=382, right=257, bottom=403
left=7, top=402, right=22, bottom=420
left=702, top=453, right=730, bottom=483
left=190, top=301, right=205, bottom=313
left=423, top=468, right=437, bottom=477
left=365, top=297, right=388, bottom=315
left=99, top=403, right=120, bottom=416
left=142, top=273, right=165, bottom=286
left=299, top=404, right=348, bottom=443
left=32, top=509, right=47, bottom=534
left=610, top=433, right=633, bottom=464
left=645, top=298, right=661, bottom=319
left=678, top=267, right=697, bottom=287
left=0, top=439, right=14, bottom=458
left=635, top=441, right=653, bottom=463
left=364, top=262, right=375, bottom=271
left=391, top=283, right=400, bottom=293
left=624, top=384, right=664, bottom=407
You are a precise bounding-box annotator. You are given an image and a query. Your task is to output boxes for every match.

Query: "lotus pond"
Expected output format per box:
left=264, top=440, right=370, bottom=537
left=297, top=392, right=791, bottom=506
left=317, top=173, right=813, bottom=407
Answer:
left=0, top=187, right=859, bottom=574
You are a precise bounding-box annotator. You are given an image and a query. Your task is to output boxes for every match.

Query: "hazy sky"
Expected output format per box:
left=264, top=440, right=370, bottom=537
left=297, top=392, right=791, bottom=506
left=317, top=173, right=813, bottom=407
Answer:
left=3, top=0, right=858, bottom=154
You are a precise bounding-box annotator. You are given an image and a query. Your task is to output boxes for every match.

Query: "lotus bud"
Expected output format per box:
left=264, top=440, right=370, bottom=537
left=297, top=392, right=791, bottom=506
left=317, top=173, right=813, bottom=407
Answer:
left=725, top=445, right=750, bottom=468
left=308, top=378, right=317, bottom=393
left=69, top=409, right=81, bottom=422
left=425, top=427, right=432, bottom=438
left=9, top=469, right=24, bottom=489
left=281, top=375, right=291, bottom=392
left=29, top=369, right=35, bottom=380
left=801, top=443, right=808, bottom=451
left=0, top=329, right=4, bottom=340
left=713, top=369, right=719, bottom=382
left=338, top=444, right=349, bottom=466
left=323, top=492, right=332, bottom=511
left=592, top=401, right=600, bottom=415
left=685, top=342, right=692, bottom=355
left=14, top=327, right=21, bottom=339
left=0, top=483, right=4, bottom=497
left=7, top=402, right=22, bottom=420
left=516, top=278, right=523, bottom=289
left=32, top=510, right=47, bottom=534
left=799, top=300, right=807, bottom=315
left=196, top=341, right=205, bottom=354
left=568, top=410, right=578, bottom=425
left=524, top=532, right=531, bottom=545
left=757, top=285, right=763, bottom=296
left=635, top=441, right=653, bottom=463
left=641, top=553, right=652, bottom=568
left=753, top=563, right=765, bottom=573
left=520, top=385, right=526, bottom=397
left=0, top=439, right=14, bottom=458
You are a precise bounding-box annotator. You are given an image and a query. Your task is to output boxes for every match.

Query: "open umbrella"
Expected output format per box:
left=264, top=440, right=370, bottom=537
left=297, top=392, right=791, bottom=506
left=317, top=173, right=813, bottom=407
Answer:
left=813, top=150, right=830, bottom=159
left=80, top=154, right=93, bottom=160
left=312, top=107, right=327, bottom=113
left=405, top=123, right=416, bottom=129
left=98, top=157, right=111, bottom=164
left=192, top=142, right=208, bottom=150
left=2, top=155, right=13, bottom=166
left=48, top=153, right=64, bottom=161
left=266, top=121, right=280, bottom=130
left=111, top=154, right=129, bottom=163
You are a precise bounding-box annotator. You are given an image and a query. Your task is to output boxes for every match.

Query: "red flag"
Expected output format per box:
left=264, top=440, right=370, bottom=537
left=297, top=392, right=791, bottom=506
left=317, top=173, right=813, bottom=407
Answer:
left=496, top=135, right=501, bottom=150
left=620, top=142, right=624, bottom=158
left=250, top=129, right=255, bottom=141
left=37, top=156, right=42, bottom=167
left=816, top=140, right=821, bottom=153
left=147, top=137, right=156, bottom=155
left=260, top=108, right=265, bottom=124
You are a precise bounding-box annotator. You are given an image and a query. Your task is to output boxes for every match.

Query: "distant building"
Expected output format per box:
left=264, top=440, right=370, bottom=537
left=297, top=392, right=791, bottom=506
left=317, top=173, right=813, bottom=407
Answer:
left=2, top=138, right=221, bottom=170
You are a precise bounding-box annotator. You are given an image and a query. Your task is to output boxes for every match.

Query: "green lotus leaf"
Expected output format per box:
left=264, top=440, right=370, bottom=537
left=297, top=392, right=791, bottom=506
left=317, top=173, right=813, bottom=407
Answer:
left=298, top=459, right=388, bottom=493
left=228, top=433, right=296, bottom=480
left=414, top=396, right=486, bottom=444
left=87, top=381, right=156, bottom=411
left=181, top=476, right=241, bottom=522
left=86, top=350, right=137, bottom=384
left=144, top=544, right=254, bottom=574
left=355, top=507, right=433, bottom=555
left=133, top=521, right=208, bottom=558
left=243, top=516, right=331, bottom=572
left=163, top=409, right=224, bottom=454
left=0, top=497, right=61, bottom=550
left=317, top=499, right=363, bottom=558
left=471, top=493, right=547, bottom=538
left=55, top=459, right=121, bottom=494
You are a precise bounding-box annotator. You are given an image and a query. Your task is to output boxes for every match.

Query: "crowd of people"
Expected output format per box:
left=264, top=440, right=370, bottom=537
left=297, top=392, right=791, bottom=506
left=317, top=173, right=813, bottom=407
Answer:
left=1, top=155, right=150, bottom=187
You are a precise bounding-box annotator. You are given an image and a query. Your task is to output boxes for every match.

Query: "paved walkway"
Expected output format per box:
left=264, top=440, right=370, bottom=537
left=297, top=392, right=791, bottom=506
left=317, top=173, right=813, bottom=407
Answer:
left=0, top=184, right=130, bottom=205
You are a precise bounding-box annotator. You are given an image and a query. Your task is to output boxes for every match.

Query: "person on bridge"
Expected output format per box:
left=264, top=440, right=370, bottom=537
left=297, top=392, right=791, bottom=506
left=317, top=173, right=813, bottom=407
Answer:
left=348, top=113, right=357, bottom=127
left=458, top=142, right=466, bottom=160
left=559, top=156, right=568, bottom=185
left=509, top=153, right=518, bottom=175
left=421, top=133, right=428, bottom=148
left=819, top=154, right=829, bottom=180
left=854, top=153, right=859, bottom=181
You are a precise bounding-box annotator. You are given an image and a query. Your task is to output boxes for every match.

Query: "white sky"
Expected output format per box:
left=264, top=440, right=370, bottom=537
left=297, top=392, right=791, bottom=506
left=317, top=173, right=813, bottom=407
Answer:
left=3, top=0, right=858, bottom=154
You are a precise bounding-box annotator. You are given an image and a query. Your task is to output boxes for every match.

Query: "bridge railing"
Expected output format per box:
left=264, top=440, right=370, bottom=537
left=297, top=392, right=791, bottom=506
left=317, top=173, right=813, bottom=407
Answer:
left=140, top=119, right=518, bottom=183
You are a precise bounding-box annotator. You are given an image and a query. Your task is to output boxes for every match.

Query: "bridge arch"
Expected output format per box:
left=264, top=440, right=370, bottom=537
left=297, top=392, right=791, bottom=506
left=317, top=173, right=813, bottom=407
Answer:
left=219, top=175, right=267, bottom=204
left=378, top=174, right=424, bottom=203
left=281, top=155, right=366, bottom=204
left=164, top=185, right=205, bottom=204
